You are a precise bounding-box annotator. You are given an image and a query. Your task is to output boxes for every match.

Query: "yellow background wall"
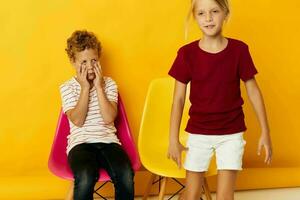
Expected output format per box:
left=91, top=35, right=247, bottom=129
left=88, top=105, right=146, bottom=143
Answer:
left=0, top=0, right=299, bottom=198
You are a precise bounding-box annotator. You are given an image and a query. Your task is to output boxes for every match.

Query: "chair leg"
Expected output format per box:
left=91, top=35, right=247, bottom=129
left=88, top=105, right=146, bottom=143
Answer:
left=65, top=182, right=74, bottom=200
left=94, top=181, right=111, bottom=200
left=158, top=177, right=168, bottom=200
left=143, top=173, right=157, bottom=200
left=203, top=178, right=212, bottom=200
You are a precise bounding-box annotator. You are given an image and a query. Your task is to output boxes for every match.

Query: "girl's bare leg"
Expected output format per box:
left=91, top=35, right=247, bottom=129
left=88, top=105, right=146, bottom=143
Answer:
left=185, top=170, right=205, bottom=200
left=216, top=170, right=238, bottom=200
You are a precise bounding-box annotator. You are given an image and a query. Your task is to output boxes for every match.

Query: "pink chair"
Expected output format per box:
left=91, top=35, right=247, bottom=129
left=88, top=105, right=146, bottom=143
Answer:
left=48, top=95, right=141, bottom=199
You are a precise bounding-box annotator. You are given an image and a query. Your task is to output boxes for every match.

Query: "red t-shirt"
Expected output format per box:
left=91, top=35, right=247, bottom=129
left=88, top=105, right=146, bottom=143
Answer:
left=168, top=38, right=258, bottom=135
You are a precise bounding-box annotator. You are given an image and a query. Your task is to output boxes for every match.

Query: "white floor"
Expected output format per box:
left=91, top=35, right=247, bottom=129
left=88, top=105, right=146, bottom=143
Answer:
left=102, top=187, right=300, bottom=200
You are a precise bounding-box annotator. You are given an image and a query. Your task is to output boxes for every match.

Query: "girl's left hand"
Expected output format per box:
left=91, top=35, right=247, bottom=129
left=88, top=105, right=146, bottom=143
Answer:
left=93, top=61, right=104, bottom=89
left=257, top=133, right=273, bottom=165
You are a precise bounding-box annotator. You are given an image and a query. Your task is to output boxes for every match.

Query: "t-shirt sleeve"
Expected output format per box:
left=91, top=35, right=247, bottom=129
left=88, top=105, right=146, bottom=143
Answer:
left=59, top=84, right=77, bottom=113
left=105, top=78, right=118, bottom=103
left=238, top=44, right=258, bottom=82
left=168, top=47, right=191, bottom=84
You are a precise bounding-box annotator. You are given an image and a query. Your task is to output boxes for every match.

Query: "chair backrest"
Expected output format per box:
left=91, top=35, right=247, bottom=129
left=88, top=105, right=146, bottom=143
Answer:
left=139, top=77, right=190, bottom=148
left=138, top=77, right=216, bottom=178
left=48, top=95, right=141, bottom=181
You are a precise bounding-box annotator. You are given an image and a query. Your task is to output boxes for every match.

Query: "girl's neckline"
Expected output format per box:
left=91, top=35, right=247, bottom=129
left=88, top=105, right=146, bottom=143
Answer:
left=196, top=37, right=230, bottom=55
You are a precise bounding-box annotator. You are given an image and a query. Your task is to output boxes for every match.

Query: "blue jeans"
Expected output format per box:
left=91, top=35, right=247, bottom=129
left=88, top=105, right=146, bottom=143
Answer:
left=68, top=142, right=134, bottom=200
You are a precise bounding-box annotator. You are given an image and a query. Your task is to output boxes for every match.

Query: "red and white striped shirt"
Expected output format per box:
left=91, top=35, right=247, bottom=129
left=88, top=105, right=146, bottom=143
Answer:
left=59, top=76, right=120, bottom=154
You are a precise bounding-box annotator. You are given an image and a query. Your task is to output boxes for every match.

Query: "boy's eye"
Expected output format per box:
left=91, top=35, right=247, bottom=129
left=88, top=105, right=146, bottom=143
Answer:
left=198, top=12, right=204, bottom=15
left=213, top=10, right=219, bottom=13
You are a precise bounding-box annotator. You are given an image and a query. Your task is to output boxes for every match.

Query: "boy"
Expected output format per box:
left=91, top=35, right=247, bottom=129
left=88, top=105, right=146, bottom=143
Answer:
left=60, top=30, right=134, bottom=200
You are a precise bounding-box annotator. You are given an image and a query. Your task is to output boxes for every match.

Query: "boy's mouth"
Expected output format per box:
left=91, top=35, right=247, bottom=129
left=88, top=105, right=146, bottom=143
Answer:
left=87, top=73, right=95, bottom=80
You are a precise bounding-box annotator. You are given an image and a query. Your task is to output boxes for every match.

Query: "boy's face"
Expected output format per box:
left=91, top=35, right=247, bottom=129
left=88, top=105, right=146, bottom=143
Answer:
left=72, top=48, right=99, bottom=81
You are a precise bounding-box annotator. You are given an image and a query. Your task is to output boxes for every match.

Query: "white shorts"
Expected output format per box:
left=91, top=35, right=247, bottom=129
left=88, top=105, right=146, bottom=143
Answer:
left=184, top=132, right=246, bottom=172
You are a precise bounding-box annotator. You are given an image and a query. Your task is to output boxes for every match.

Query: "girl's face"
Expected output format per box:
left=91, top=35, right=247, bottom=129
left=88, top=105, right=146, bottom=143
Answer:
left=72, top=48, right=99, bottom=81
left=193, top=0, right=228, bottom=37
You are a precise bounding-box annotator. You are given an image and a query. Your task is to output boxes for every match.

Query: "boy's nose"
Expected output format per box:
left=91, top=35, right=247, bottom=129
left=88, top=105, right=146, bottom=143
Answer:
left=87, top=65, right=94, bottom=70
left=86, top=65, right=94, bottom=73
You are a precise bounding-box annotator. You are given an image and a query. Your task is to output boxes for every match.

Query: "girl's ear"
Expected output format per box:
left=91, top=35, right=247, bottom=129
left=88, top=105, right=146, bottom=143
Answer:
left=224, top=12, right=230, bottom=23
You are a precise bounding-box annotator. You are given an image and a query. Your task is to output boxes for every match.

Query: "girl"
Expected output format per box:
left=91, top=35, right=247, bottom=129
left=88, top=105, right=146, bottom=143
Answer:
left=167, top=0, right=272, bottom=199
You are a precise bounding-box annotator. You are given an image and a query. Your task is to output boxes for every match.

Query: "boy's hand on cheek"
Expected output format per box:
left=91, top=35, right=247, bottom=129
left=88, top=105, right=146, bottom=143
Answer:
left=93, top=61, right=104, bottom=90
left=76, top=63, right=90, bottom=89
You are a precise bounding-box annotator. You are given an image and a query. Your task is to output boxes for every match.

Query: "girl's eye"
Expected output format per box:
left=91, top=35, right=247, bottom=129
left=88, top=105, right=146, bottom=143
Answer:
left=213, top=10, right=219, bottom=13
left=198, top=12, right=204, bottom=15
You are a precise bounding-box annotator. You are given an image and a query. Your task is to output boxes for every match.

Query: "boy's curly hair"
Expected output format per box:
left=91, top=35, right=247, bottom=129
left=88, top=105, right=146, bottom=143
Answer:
left=65, top=30, right=102, bottom=62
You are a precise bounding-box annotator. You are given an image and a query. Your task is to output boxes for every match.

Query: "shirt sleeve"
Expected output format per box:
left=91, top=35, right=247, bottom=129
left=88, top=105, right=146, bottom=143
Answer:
left=105, top=77, right=118, bottom=103
left=168, top=47, right=191, bottom=84
left=59, top=84, right=77, bottom=113
left=238, top=44, right=258, bottom=82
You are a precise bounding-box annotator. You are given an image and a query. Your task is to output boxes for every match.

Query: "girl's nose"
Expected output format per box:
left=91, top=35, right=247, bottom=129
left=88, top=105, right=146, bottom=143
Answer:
left=206, top=13, right=212, bottom=21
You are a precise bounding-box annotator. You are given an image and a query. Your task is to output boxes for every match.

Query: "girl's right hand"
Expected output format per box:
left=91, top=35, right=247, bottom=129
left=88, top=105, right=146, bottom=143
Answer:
left=167, top=141, right=188, bottom=169
left=76, top=63, right=90, bottom=89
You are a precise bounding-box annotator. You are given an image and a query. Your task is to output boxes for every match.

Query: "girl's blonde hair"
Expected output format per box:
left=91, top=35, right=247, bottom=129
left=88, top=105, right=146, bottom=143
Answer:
left=184, top=0, right=230, bottom=39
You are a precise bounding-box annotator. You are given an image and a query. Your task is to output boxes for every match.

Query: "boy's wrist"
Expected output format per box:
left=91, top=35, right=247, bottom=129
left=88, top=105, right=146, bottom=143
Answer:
left=95, top=79, right=105, bottom=89
left=81, top=87, right=90, bottom=93
left=95, top=83, right=104, bottom=91
left=96, top=86, right=105, bottom=96
left=81, top=85, right=90, bottom=91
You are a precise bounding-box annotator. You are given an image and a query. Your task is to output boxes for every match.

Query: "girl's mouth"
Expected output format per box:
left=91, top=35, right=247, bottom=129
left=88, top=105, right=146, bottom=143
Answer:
left=205, top=25, right=215, bottom=29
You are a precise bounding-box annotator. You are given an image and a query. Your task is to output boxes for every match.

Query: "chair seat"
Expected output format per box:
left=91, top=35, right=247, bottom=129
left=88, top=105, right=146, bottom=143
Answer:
left=141, top=145, right=217, bottom=178
left=48, top=95, right=141, bottom=184
left=49, top=160, right=111, bottom=181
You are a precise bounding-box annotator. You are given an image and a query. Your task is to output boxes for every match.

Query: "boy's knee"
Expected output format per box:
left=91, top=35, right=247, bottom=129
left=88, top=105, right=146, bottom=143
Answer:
left=74, top=167, right=98, bottom=196
left=112, top=166, right=134, bottom=191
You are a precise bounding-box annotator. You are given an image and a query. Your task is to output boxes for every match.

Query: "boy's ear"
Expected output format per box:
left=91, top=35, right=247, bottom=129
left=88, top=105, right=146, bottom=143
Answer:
left=70, top=57, right=77, bottom=65
left=70, top=59, right=78, bottom=70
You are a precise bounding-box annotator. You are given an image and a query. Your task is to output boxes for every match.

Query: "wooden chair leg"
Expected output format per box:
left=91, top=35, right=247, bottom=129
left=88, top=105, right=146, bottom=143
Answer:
left=203, top=178, right=212, bottom=200
left=65, top=182, right=74, bottom=200
left=143, top=173, right=157, bottom=200
left=158, top=177, right=168, bottom=200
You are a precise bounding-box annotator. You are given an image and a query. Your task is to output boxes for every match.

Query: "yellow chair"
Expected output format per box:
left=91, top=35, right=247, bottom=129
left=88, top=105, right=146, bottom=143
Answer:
left=138, top=77, right=217, bottom=200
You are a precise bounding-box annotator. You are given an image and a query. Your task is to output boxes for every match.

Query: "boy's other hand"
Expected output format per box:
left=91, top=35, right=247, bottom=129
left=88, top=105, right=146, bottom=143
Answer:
left=76, top=63, right=90, bottom=89
left=93, top=61, right=104, bottom=89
